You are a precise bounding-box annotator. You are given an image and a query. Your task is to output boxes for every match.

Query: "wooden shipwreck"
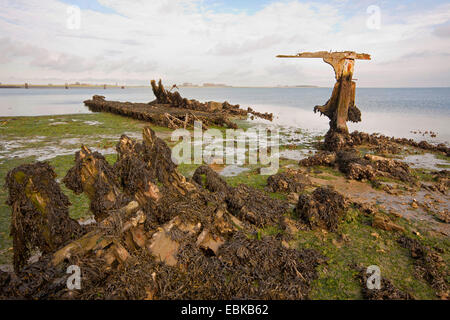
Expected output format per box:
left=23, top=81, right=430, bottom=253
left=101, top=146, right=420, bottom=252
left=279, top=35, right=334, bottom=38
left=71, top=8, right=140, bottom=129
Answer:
left=1, top=127, right=326, bottom=300
left=84, top=80, right=273, bottom=130
left=277, top=51, right=371, bottom=151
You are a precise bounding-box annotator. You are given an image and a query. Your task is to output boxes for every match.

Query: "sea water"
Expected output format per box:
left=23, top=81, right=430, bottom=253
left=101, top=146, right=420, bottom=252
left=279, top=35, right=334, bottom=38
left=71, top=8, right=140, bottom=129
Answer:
left=0, top=87, right=449, bottom=144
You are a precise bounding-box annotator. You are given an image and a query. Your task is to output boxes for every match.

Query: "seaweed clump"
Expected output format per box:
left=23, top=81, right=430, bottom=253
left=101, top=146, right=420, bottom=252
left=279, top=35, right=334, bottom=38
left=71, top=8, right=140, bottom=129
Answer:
left=295, top=186, right=348, bottom=232
left=226, top=184, right=290, bottom=228
left=192, top=165, right=230, bottom=196
left=397, top=236, right=449, bottom=299
left=72, top=231, right=326, bottom=300
left=5, top=162, right=84, bottom=272
left=265, top=169, right=311, bottom=193
left=358, top=268, right=414, bottom=300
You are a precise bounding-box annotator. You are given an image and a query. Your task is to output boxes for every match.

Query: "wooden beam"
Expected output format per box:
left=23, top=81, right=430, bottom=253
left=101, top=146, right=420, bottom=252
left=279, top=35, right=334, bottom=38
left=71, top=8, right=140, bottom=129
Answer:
left=276, top=51, right=371, bottom=60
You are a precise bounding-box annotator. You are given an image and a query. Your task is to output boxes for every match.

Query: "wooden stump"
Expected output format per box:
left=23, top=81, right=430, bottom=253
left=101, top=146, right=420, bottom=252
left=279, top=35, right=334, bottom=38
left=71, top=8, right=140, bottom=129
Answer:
left=277, top=51, right=370, bottom=151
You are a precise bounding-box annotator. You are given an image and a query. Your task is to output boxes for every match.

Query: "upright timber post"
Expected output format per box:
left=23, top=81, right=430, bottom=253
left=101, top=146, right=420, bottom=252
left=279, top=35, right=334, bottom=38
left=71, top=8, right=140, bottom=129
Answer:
left=277, top=51, right=371, bottom=151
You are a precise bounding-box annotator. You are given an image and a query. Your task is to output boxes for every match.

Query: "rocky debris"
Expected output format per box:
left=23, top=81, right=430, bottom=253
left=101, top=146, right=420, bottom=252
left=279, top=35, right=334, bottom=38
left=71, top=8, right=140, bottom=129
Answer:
left=365, top=154, right=416, bottom=184
left=350, top=131, right=450, bottom=156
left=397, top=236, right=449, bottom=299
left=265, top=169, right=311, bottom=193
left=2, top=126, right=326, bottom=300
left=358, top=269, right=413, bottom=300
left=432, top=210, right=450, bottom=224
left=295, top=186, right=348, bottom=232
left=287, top=192, right=300, bottom=205
left=299, top=148, right=418, bottom=184
left=299, top=151, right=336, bottom=167
left=299, top=130, right=448, bottom=187
left=246, top=107, right=274, bottom=122
left=336, top=150, right=376, bottom=180
left=340, top=152, right=415, bottom=184
left=5, top=162, right=85, bottom=272
left=410, top=130, right=438, bottom=138
left=372, top=214, right=405, bottom=233
left=353, top=202, right=378, bottom=216
left=430, top=170, right=449, bottom=194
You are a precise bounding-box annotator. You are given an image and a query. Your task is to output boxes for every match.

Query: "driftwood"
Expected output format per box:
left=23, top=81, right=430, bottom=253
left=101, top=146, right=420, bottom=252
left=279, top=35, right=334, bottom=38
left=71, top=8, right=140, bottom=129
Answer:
left=277, top=51, right=371, bottom=151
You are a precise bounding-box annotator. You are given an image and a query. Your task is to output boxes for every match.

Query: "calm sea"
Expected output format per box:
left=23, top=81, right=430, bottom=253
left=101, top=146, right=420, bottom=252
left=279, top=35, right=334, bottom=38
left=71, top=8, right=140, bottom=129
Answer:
left=0, top=87, right=449, bottom=143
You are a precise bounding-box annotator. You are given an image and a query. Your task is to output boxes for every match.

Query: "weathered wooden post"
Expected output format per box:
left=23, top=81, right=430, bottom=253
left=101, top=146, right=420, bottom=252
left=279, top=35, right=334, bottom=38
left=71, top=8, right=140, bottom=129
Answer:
left=277, top=51, right=371, bottom=151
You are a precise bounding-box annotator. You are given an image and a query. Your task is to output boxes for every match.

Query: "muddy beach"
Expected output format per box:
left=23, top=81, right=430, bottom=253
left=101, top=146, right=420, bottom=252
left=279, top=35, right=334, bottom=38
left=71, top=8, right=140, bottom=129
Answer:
left=0, top=80, right=449, bottom=300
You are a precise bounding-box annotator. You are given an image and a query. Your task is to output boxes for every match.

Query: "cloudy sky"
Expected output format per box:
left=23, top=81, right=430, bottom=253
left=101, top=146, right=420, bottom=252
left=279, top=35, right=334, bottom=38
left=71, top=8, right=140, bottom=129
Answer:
left=0, top=0, right=449, bottom=87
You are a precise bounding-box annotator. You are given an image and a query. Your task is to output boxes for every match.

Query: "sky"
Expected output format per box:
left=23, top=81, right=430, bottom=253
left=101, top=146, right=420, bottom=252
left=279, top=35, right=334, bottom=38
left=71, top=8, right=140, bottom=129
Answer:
left=0, top=0, right=449, bottom=87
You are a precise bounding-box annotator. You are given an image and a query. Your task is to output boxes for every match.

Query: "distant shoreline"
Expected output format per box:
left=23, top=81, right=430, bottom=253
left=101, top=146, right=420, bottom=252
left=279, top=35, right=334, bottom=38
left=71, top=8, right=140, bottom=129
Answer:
left=0, top=84, right=143, bottom=89
left=1, top=84, right=449, bottom=89
left=0, top=84, right=321, bottom=89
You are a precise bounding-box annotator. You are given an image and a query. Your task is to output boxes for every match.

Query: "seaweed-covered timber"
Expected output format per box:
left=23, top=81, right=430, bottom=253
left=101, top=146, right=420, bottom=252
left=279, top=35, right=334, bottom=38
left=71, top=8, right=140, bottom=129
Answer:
left=277, top=51, right=371, bottom=151
left=84, top=79, right=273, bottom=130
left=1, top=127, right=327, bottom=300
left=5, top=163, right=85, bottom=272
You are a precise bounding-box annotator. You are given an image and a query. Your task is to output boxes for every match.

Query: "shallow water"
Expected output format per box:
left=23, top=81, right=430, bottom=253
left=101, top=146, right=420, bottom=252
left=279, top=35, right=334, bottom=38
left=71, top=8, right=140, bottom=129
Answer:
left=0, top=87, right=449, bottom=144
left=399, top=153, right=449, bottom=171
left=220, top=165, right=250, bottom=177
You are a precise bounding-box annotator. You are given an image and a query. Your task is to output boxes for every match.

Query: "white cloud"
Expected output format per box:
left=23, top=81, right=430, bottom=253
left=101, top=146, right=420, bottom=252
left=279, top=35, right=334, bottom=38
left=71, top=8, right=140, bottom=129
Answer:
left=0, top=0, right=449, bottom=86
